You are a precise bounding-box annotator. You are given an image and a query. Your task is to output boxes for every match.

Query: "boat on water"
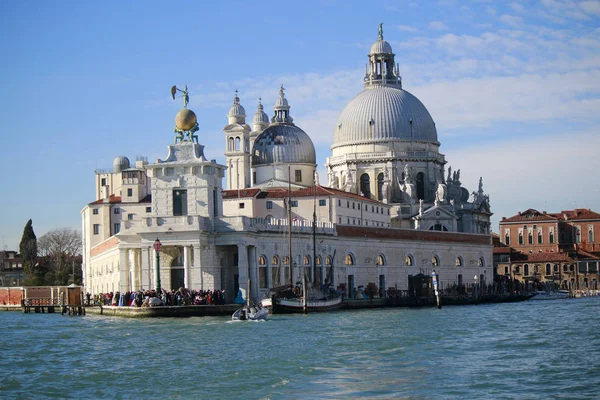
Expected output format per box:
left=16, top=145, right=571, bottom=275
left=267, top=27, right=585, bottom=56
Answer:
left=273, top=295, right=343, bottom=313
left=232, top=304, right=269, bottom=321
left=530, top=290, right=569, bottom=300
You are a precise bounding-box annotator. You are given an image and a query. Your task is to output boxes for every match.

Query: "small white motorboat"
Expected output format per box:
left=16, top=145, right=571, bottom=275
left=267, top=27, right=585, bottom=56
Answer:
left=530, top=290, right=569, bottom=300
left=232, top=305, right=269, bottom=321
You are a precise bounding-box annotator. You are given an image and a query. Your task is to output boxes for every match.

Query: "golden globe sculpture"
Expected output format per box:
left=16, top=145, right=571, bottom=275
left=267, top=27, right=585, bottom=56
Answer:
left=175, top=108, right=197, bottom=131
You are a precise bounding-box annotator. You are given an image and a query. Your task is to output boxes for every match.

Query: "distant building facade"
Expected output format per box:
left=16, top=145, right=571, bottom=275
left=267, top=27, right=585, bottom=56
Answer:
left=496, top=208, right=600, bottom=290
left=0, top=251, right=24, bottom=287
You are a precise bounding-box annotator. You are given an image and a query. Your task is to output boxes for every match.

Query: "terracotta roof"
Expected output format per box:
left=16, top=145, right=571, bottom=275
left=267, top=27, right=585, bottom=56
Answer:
left=493, top=247, right=512, bottom=254
left=501, top=208, right=558, bottom=223
left=222, top=188, right=262, bottom=199
left=90, top=195, right=121, bottom=205
left=336, top=225, right=491, bottom=245
left=550, top=209, right=600, bottom=221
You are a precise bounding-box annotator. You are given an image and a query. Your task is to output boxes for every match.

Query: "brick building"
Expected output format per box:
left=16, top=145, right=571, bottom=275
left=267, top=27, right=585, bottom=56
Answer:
left=495, top=208, right=600, bottom=290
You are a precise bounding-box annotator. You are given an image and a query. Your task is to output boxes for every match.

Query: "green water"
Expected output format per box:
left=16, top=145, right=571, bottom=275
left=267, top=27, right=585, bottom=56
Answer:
left=1, top=298, right=599, bottom=399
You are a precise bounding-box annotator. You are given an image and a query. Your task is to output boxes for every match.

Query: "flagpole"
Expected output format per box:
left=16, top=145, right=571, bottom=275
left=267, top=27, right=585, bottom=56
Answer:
left=288, top=164, right=293, bottom=286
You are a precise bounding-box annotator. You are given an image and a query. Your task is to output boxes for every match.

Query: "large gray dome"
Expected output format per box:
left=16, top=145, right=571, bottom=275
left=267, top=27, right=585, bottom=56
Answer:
left=332, top=86, right=438, bottom=149
left=252, top=124, right=316, bottom=166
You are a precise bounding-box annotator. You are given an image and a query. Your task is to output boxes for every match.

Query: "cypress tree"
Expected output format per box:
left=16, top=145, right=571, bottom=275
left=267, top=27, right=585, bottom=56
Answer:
left=19, top=219, right=40, bottom=285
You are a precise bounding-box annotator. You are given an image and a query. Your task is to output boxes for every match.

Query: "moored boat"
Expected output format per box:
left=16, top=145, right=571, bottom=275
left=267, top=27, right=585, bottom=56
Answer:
left=530, top=290, right=569, bottom=300
left=272, top=295, right=343, bottom=314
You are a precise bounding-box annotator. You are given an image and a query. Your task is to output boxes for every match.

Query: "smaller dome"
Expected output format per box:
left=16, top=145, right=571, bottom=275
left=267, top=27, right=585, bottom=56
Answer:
left=370, top=39, right=393, bottom=54
left=252, top=124, right=316, bottom=167
left=113, top=156, right=130, bottom=173
left=175, top=108, right=197, bottom=131
left=253, top=99, right=269, bottom=124
left=228, top=92, right=246, bottom=117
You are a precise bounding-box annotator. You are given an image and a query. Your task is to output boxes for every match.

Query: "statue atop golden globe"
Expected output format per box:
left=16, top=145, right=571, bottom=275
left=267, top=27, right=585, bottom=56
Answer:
left=171, top=85, right=199, bottom=143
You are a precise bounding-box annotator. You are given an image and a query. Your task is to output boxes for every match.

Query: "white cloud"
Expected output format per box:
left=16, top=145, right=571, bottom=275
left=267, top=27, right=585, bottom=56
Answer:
left=445, top=130, right=600, bottom=231
left=397, top=24, right=418, bottom=33
left=499, top=14, right=524, bottom=27
left=509, top=2, right=526, bottom=13
left=580, top=0, right=600, bottom=16
left=429, top=21, right=448, bottom=30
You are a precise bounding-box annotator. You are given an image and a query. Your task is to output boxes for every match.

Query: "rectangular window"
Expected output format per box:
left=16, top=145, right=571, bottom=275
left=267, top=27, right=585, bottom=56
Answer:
left=213, top=188, right=218, bottom=217
left=352, top=203, right=355, bottom=209
left=101, top=178, right=106, bottom=186
left=338, top=199, right=341, bottom=206
left=291, top=200, right=298, bottom=207
left=319, top=199, right=326, bottom=206
left=266, top=201, right=273, bottom=209
left=239, top=202, right=245, bottom=209
left=146, top=206, right=151, bottom=213
left=92, top=209, right=99, bottom=215
left=114, top=223, right=120, bottom=234
left=127, top=188, right=133, bottom=197
left=295, top=170, right=302, bottom=182
left=259, top=266, right=267, bottom=289
left=504, top=267, right=509, bottom=275
left=338, top=217, right=342, bottom=224
left=127, top=213, right=134, bottom=221
left=347, top=201, right=349, bottom=207
left=114, top=208, right=120, bottom=215
left=173, top=189, right=188, bottom=216
left=93, top=224, right=100, bottom=235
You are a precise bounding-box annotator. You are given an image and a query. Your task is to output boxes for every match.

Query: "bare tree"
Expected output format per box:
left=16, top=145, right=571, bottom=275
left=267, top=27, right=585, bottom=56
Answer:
left=38, top=228, right=82, bottom=285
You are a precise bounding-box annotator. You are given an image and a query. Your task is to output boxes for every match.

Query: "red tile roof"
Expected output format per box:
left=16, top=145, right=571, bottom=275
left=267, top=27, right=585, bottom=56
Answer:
left=501, top=208, right=558, bottom=223
left=336, top=225, right=491, bottom=245
left=89, top=195, right=122, bottom=205
left=222, top=188, right=262, bottom=199
left=493, top=247, right=512, bottom=254
left=549, top=209, right=600, bottom=221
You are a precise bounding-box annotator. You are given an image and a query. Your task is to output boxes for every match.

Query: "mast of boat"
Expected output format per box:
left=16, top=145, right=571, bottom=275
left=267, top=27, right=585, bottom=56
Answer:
left=288, top=164, right=293, bottom=287
left=312, top=176, right=317, bottom=286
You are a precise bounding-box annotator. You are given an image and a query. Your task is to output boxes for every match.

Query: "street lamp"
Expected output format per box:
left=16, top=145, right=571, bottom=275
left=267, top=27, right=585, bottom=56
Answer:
left=153, top=238, right=162, bottom=294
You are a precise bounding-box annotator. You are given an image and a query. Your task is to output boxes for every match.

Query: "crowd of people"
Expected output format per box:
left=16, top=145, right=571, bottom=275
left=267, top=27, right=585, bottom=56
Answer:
left=88, top=288, right=226, bottom=307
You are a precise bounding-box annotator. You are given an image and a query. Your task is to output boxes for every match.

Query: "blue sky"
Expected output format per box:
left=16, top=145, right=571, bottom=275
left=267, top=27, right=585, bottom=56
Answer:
left=1, top=0, right=599, bottom=250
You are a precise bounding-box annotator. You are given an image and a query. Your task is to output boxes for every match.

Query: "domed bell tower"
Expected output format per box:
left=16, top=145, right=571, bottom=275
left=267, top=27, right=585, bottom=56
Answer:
left=223, top=91, right=251, bottom=190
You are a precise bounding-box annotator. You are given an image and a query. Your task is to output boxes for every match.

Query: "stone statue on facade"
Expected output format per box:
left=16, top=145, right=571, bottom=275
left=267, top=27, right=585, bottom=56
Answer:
left=314, top=171, right=320, bottom=186
left=171, top=85, right=190, bottom=108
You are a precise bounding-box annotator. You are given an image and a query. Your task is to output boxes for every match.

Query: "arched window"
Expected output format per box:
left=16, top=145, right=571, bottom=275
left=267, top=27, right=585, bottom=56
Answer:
left=519, top=232, right=524, bottom=245
left=235, top=137, right=241, bottom=151
left=528, top=232, right=533, bottom=244
left=546, top=263, right=551, bottom=275
left=315, top=256, right=322, bottom=265
left=456, top=256, right=463, bottom=267
left=505, top=233, right=510, bottom=245
left=549, top=230, right=554, bottom=244
left=325, top=256, right=332, bottom=265
left=258, top=255, right=266, bottom=265
left=538, top=231, right=543, bottom=244
left=416, top=172, right=425, bottom=200
left=576, top=228, right=581, bottom=243
left=590, top=229, right=594, bottom=242
left=405, top=255, right=413, bottom=266
left=272, top=255, right=279, bottom=265
left=478, top=257, right=485, bottom=267
left=377, top=254, right=385, bottom=266
left=360, top=173, right=371, bottom=198
left=283, top=256, right=289, bottom=265
left=377, top=173, right=384, bottom=200
left=344, top=254, right=355, bottom=265
left=524, top=264, right=529, bottom=276
left=228, top=137, right=234, bottom=151
left=304, top=255, right=311, bottom=265
left=432, top=256, right=439, bottom=267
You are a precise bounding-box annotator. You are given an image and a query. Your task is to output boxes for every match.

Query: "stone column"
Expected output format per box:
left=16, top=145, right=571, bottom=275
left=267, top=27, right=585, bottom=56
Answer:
left=237, top=243, right=248, bottom=302
left=248, top=245, right=257, bottom=302
left=119, top=248, right=130, bottom=294
left=184, top=245, right=191, bottom=289
left=192, top=244, right=202, bottom=290
left=141, top=246, right=151, bottom=290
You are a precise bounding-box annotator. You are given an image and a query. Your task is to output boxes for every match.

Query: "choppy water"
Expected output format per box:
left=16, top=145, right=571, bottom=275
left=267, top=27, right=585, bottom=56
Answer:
left=1, top=298, right=599, bottom=399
